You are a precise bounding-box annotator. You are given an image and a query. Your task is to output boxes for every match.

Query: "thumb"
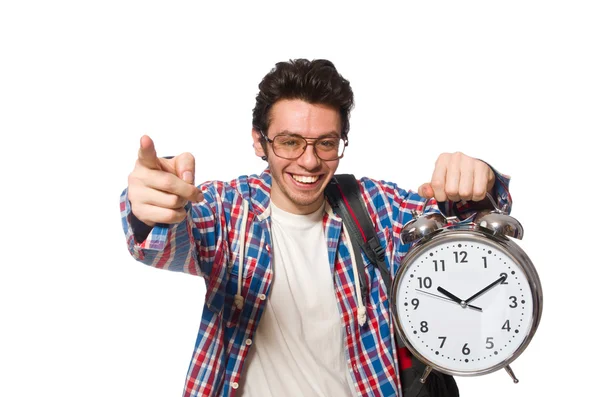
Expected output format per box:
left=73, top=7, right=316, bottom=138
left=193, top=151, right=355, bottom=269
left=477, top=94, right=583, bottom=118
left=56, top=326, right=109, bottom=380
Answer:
left=138, top=135, right=161, bottom=170
left=174, top=152, right=196, bottom=184
left=418, top=183, right=434, bottom=199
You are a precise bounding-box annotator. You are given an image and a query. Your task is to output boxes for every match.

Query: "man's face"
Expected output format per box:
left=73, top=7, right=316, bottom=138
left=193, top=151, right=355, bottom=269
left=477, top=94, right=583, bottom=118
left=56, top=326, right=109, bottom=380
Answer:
left=252, top=99, right=342, bottom=215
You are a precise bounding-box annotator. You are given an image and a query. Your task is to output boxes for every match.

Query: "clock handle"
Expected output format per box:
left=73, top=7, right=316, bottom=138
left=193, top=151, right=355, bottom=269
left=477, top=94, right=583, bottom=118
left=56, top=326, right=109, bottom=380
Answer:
left=440, top=193, right=505, bottom=225
left=485, top=192, right=510, bottom=214
left=504, top=365, right=520, bottom=384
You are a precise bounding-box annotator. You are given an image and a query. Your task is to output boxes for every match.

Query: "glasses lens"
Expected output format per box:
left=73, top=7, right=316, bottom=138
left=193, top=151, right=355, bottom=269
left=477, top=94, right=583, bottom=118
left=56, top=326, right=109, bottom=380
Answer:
left=272, top=135, right=307, bottom=159
left=271, top=135, right=345, bottom=160
left=315, top=137, right=344, bottom=160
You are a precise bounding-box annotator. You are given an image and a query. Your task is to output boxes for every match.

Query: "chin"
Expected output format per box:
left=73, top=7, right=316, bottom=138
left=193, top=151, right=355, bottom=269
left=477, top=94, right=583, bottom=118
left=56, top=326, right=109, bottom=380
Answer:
left=288, top=192, right=324, bottom=208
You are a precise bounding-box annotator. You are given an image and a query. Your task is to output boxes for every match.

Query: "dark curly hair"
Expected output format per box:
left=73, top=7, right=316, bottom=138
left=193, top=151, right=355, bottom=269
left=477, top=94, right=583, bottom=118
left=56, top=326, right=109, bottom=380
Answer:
left=252, top=59, right=354, bottom=141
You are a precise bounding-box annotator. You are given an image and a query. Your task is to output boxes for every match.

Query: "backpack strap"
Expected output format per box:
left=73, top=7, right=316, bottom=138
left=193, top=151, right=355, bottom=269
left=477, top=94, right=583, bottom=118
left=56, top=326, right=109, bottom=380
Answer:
left=325, top=174, right=392, bottom=295
left=326, top=174, right=459, bottom=397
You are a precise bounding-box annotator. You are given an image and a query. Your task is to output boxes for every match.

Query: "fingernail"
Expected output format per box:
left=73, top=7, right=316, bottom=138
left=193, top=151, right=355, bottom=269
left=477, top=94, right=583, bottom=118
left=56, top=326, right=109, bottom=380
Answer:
left=183, top=171, right=193, bottom=183
left=196, top=191, right=204, bottom=202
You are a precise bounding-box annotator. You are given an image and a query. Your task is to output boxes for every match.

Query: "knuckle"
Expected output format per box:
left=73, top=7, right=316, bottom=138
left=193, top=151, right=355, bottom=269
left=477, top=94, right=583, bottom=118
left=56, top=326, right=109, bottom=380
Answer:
left=435, top=153, right=450, bottom=165
left=472, top=187, right=487, bottom=201
left=430, top=179, right=444, bottom=190
left=445, top=186, right=459, bottom=197
left=130, top=204, right=149, bottom=221
left=127, top=172, right=136, bottom=187
left=128, top=173, right=144, bottom=188
left=167, top=209, right=187, bottom=224
left=459, top=188, right=472, bottom=200
left=159, top=174, right=176, bottom=192
left=166, top=193, right=181, bottom=209
left=129, top=167, right=152, bottom=187
left=452, top=152, right=465, bottom=164
left=464, top=156, right=477, bottom=167
left=127, top=190, right=140, bottom=204
left=126, top=182, right=143, bottom=202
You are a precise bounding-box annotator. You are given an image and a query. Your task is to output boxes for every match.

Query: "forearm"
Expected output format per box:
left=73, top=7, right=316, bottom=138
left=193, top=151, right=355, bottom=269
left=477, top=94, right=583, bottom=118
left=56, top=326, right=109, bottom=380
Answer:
left=120, top=188, right=204, bottom=276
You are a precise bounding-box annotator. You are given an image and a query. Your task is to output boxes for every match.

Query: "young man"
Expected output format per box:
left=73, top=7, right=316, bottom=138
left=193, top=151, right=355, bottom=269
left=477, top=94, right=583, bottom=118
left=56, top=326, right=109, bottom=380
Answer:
left=121, top=59, right=511, bottom=397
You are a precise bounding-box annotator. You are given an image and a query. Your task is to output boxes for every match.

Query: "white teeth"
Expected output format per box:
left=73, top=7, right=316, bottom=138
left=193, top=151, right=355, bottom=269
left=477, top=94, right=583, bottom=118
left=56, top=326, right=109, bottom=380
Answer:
left=292, top=174, right=319, bottom=184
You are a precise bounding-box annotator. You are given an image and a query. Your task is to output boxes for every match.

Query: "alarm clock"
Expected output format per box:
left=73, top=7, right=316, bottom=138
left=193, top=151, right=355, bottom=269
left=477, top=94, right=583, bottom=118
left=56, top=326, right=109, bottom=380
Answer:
left=391, top=195, right=543, bottom=384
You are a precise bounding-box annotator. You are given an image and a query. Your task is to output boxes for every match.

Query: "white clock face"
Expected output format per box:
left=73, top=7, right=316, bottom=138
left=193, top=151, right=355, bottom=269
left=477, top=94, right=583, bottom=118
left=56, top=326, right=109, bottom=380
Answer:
left=394, top=234, right=535, bottom=375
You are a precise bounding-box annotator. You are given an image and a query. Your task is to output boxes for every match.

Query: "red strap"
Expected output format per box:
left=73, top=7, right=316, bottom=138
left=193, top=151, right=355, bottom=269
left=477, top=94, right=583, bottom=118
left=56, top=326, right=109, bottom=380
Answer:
left=336, top=184, right=368, bottom=243
left=399, top=347, right=412, bottom=371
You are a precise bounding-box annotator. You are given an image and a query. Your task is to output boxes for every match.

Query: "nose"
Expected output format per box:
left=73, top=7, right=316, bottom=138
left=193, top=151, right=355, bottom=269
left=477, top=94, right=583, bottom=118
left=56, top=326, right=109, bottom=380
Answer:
left=295, top=142, right=321, bottom=170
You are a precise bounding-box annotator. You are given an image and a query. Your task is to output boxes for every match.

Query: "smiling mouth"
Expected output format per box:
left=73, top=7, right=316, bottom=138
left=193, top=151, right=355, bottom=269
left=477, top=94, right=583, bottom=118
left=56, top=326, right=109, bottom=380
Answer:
left=291, top=174, right=320, bottom=184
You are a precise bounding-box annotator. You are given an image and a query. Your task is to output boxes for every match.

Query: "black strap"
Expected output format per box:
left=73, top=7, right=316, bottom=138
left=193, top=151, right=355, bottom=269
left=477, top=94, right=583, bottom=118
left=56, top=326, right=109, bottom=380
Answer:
left=325, top=174, right=392, bottom=295
left=326, top=174, right=459, bottom=397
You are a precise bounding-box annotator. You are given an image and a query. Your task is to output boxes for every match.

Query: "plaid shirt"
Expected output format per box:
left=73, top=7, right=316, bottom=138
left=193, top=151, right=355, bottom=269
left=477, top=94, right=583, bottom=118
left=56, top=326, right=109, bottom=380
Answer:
left=120, top=169, right=511, bottom=397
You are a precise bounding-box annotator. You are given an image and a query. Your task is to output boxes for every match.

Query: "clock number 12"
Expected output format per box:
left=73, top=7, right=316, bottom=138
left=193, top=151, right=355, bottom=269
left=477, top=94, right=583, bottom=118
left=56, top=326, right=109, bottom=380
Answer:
left=453, top=251, right=468, bottom=263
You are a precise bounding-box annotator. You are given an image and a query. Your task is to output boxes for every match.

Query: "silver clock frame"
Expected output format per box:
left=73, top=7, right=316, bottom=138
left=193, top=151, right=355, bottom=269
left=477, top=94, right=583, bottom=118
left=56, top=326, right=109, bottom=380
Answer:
left=390, top=225, right=543, bottom=380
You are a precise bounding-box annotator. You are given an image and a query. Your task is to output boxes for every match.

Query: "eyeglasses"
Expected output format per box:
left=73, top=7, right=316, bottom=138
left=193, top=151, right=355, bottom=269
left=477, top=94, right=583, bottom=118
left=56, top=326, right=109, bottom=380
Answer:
left=260, top=131, right=348, bottom=161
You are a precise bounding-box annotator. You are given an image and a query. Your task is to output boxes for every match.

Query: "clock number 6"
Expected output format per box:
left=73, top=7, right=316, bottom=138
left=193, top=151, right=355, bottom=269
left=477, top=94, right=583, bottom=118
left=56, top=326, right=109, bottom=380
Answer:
left=462, top=343, right=471, bottom=355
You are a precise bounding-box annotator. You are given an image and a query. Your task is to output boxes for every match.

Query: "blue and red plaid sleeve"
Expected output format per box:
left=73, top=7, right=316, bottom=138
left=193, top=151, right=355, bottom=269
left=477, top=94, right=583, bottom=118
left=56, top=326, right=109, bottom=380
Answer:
left=119, top=181, right=229, bottom=280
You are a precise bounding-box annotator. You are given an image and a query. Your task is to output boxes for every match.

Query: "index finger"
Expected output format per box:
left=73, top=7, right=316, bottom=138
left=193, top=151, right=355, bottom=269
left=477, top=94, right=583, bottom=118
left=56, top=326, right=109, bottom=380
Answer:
left=430, top=157, right=449, bottom=202
left=144, top=169, right=202, bottom=202
left=137, top=135, right=161, bottom=170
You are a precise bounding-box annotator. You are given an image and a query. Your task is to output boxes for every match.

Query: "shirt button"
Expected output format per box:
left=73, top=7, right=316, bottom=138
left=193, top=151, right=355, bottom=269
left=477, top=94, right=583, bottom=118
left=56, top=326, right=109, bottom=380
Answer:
left=265, top=245, right=271, bottom=252
left=232, top=382, right=239, bottom=389
left=258, top=294, right=266, bottom=301
left=245, top=339, right=253, bottom=346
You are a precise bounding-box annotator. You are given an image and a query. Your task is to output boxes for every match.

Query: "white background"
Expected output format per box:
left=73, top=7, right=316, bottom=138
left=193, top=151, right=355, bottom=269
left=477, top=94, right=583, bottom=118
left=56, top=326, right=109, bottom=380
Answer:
left=1, top=1, right=598, bottom=396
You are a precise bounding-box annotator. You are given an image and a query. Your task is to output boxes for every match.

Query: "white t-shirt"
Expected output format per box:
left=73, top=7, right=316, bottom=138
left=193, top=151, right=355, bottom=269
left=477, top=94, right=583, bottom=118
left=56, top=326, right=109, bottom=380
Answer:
left=238, top=202, right=355, bottom=396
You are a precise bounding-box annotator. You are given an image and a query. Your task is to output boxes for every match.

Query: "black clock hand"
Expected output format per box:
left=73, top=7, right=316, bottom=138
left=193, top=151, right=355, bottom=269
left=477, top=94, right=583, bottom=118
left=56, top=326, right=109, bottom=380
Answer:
left=437, top=286, right=465, bottom=306
left=418, top=289, right=482, bottom=311
left=464, top=275, right=507, bottom=304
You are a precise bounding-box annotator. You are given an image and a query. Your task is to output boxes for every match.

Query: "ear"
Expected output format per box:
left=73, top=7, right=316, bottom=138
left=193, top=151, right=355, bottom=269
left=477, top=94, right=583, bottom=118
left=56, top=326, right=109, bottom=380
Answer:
left=252, top=129, right=266, bottom=158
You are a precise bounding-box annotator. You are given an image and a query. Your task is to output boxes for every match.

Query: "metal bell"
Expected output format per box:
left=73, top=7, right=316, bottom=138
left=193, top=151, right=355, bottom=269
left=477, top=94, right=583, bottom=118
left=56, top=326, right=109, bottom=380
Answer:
left=474, top=193, right=524, bottom=239
left=475, top=211, right=524, bottom=240
left=400, top=210, right=447, bottom=245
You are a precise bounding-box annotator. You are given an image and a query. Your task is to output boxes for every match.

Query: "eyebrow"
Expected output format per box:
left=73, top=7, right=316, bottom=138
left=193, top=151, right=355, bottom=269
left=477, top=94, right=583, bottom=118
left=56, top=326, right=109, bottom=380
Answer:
left=276, top=130, right=341, bottom=138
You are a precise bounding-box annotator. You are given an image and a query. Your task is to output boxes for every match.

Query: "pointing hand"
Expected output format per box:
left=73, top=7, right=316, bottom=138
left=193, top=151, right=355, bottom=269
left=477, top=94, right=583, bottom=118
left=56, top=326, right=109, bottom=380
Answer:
left=127, top=135, right=203, bottom=227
